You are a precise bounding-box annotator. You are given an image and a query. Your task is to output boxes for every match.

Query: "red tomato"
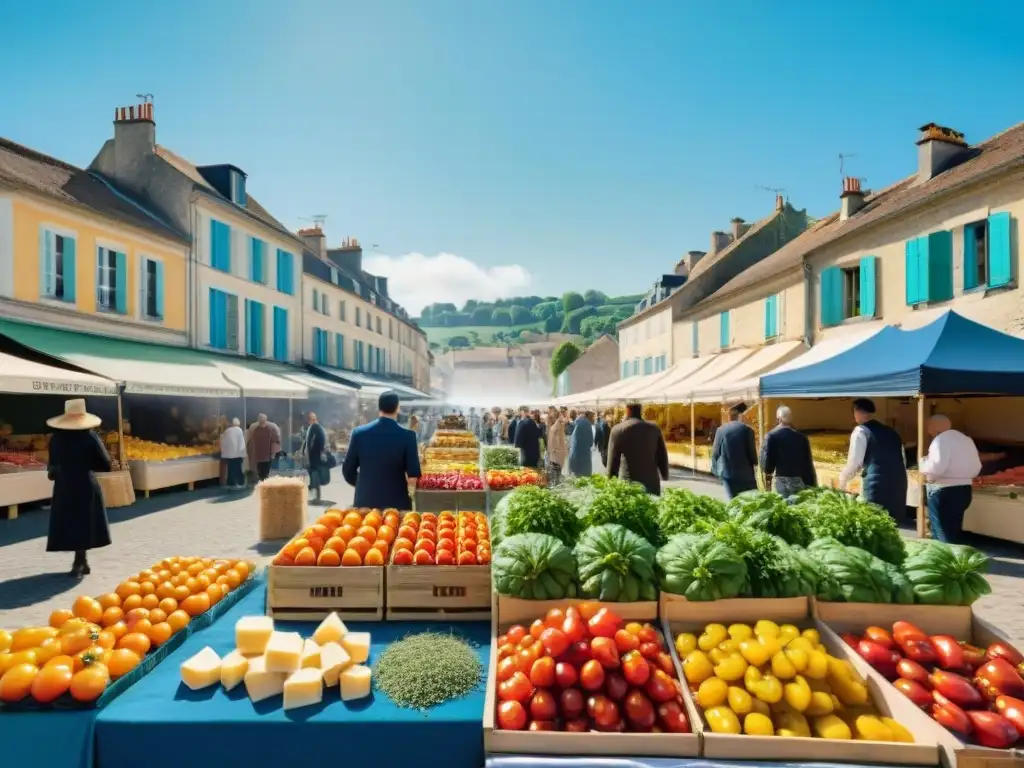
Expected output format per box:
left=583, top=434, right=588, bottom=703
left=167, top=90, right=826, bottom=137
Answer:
left=498, top=671, right=533, bottom=702
left=539, top=628, right=570, bottom=658
left=587, top=608, right=622, bottom=639
left=614, top=629, right=640, bottom=654
left=931, top=635, right=966, bottom=670
left=580, top=659, right=605, bottom=691
left=544, top=608, right=565, bottom=629
left=863, top=626, right=895, bottom=650
left=498, top=642, right=516, bottom=660
left=987, top=642, right=1024, bottom=668
left=529, top=688, right=558, bottom=721
left=624, top=689, right=656, bottom=730
left=497, top=700, right=527, bottom=730
left=578, top=601, right=601, bottom=621
left=529, top=656, right=555, bottom=688
left=966, top=711, right=1019, bottom=748
left=516, top=644, right=543, bottom=675
left=528, top=720, right=557, bottom=731
left=565, top=641, right=592, bottom=667
left=893, top=621, right=928, bottom=646
left=976, top=658, right=1024, bottom=698
left=994, top=695, right=1024, bottom=736
left=559, top=687, right=585, bottom=718
left=929, top=670, right=985, bottom=708
left=564, top=717, right=589, bottom=732
left=894, top=678, right=933, bottom=708
left=604, top=671, right=628, bottom=701
left=561, top=609, right=586, bottom=643
left=497, top=656, right=518, bottom=682
left=590, top=637, right=620, bottom=669
left=637, top=624, right=660, bottom=646
left=529, top=619, right=546, bottom=640
left=858, top=639, right=897, bottom=667
left=960, top=642, right=988, bottom=669
left=622, top=650, right=651, bottom=686
left=506, top=625, right=527, bottom=645
left=902, top=638, right=939, bottom=665
left=639, top=641, right=661, bottom=660
left=897, top=659, right=930, bottom=684
left=518, top=635, right=536, bottom=649
left=588, top=694, right=621, bottom=728
left=555, top=661, right=578, bottom=688
left=932, top=700, right=972, bottom=736
left=657, top=700, right=691, bottom=733
left=645, top=669, right=677, bottom=703
left=654, top=652, right=675, bottom=676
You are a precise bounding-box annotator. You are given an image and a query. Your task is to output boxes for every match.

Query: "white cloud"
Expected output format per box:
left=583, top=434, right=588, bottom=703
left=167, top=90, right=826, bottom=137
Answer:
left=363, top=252, right=533, bottom=316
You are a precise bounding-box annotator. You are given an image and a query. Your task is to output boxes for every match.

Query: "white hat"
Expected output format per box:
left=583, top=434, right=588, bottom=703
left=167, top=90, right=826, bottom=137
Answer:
left=47, top=399, right=102, bottom=430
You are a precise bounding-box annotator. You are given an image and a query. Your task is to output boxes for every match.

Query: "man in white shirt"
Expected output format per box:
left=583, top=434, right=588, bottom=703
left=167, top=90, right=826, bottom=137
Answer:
left=219, top=418, right=247, bottom=490
left=838, top=398, right=908, bottom=521
left=919, top=414, right=981, bottom=543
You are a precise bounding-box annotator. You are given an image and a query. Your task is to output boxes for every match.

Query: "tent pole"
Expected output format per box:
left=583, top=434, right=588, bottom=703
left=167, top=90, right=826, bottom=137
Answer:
left=916, top=395, right=927, bottom=539
left=690, top=400, right=696, bottom=478
left=116, top=388, right=125, bottom=465
left=758, top=398, right=766, bottom=491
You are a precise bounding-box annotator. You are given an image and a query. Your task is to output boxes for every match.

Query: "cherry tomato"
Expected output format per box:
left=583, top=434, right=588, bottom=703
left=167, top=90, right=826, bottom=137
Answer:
left=529, top=619, right=546, bottom=640
left=645, top=669, right=677, bottom=703
left=588, top=607, right=622, bottom=639
left=498, top=642, right=517, bottom=660
left=564, top=717, right=589, bottom=732
left=498, top=670, right=533, bottom=702
left=30, top=664, right=72, bottom=703
left=637, top=624, right=660, bottom=646
left=559, top=687, right=585, bottom=718
left=562, top=610, right=587, bottom=643
left=588, top=694, right=621, bottom=728
left=604, top=670, right=628, bottom=701
left=497, top=700, right=527, bottom=730
left=496, top=634, right=508, bottom=648
left=516, top=643, right=543, bottom=674
left=497, top=656, right=518, bottom=682
left=897, top=658, right=930, bottom=684
left=591, top=636, right=621, bottom=669
left=565, top=641, right=592, bottom=667
left=622, top=650, right=651, bottom=686
left=506, top=625, right=527, bottom=645
left=895, top=678, right=933, bottom=708
left=69, top=666, right=108, bottom=702
left=657, top=699, right=691, bottom=733
left=655, top=652, right=676, bottom=676
left=0, top=663, right=38, bottom=702
left=528, top=719, right=557, bottom=731
left=544, top=608, right=565, bottom=629
left=624, top=689, right=657, bottom=730
left=529, top=656, right=556, bottom=688
left=555, top=661, right=578, bottom=688
left=529, top=688, right=558, bottom=720
left=540, top=628, right=570, bottom=658
left=639, top=641, right=661, bottom=660
left=580, top=659, right=605, bottom=691
left=518, top=635, right=536, bottom=649
left=578, top=601, right=602, bottom=621
left=863, top=626, right=895, bottom=650
left=893, top=621, right=928, bottom=646
left=614, top=629, right=640, bottom=654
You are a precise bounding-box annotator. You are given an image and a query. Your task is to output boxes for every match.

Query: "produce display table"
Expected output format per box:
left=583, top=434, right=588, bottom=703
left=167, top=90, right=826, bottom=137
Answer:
left=94, top=584, right=490, bottom=768
left=964, top=487, right=1024, bottom=543
left=0, top=469, right=52, bottom=519
left=128, top=457, right=220, bottom=497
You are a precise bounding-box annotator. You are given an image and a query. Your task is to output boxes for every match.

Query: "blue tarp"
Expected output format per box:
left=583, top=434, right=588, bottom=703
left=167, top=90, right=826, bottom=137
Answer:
left=760, top=311, right=1024, bottom=398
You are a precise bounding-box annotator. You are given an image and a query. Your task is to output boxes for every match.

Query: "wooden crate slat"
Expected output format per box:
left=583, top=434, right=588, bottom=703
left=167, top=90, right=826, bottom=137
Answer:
left=386, top=564, right=491, bottom=617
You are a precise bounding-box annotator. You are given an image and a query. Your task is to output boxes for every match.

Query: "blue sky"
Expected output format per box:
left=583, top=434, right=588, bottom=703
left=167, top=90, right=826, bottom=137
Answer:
left=3, top=0, right=1024, bottom=313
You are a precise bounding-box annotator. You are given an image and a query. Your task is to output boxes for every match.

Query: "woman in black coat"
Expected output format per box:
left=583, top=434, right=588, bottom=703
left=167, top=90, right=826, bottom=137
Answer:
left=46, top=399, right=112, bottom=578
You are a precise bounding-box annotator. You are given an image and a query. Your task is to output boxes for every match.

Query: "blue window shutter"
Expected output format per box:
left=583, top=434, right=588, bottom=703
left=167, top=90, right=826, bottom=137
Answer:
left=209, top=289, right=221, bottom=348
left=988, top=212, right=1012, bottom=288
left=764, top=295, right=776, bottom=339
left=245, top=300, right=253, bottom=354
left=40, top=231, right=54, bottom=297
left=859, top=256, right=877, bottom=317
left=114, top=251, right=127, bottom=313
left=963, top=225, right=979, bottom=291
left=719, top=311, right=730, bottom=349
left=250, top=238, right=264, bottom=283
left=820, top=266, right=842, bottom=326
left=64, top=237, right=77, bottom=303
left=917, top=236, right=932, bottom=302
left=154, top=259, right=164, bottom=318
left=336, top=334, right=344, bottom=368
left=255, top=302, right=264, bottom=356
left=927, top=231, right=953, bottom=302
left=905, top=239, right=920, bottom=304
left=211, top=220, right=231, bottom=272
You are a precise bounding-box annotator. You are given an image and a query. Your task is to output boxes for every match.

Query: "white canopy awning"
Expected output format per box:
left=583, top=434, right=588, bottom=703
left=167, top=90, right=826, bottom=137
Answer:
left=0, top=351, right=118, bottom=397
left=214, top=362, right=308, bottom=399
left=660, top=347, right=759, bottom=402
left=688, top=340, right=805, bottom=403
left=612, top=356, right=712, bottom=402
left=282, top=372, right=358, bottom=398
left=80, top=355, right=239, bottom=398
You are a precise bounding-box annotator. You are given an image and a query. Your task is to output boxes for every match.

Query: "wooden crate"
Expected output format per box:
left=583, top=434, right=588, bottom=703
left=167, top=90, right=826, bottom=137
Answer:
left=385, top=564, right=491, bottom=620
left=414, top=489, right=459, bottom=513
left=128, top=457, right=220, bottom=497
left=457, top=489, right=486, bottom=512
left=484, top=596, right=700, bottom=757
left=267, top=564, right=384, bottom=621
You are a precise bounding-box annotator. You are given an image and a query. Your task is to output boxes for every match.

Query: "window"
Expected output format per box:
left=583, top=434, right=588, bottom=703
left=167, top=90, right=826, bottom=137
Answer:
left=841, top=267, right=861, bottom=318
left=245, top=299, right=265, bottom=356
left=321, top=295, right=329, bottom=316
left=643, top=357, right=653, bottom=375
left=376, top=316, right=381, bottom=334
left=141, top=257, right=164, bottom=320
left=40, top=230, right=78, bottom=303
left=273, top=306, right=288, bottom=362
left=312, top=328, right=329, bottom=365
left=719, top=311, right=730, bottom=350
left=209, top=288, right=238, bottom=350
left=389, top=319, right=393, bottom=340
left=822, top=257, right=876, bottom=325
left=339, top=301, right=346, bottom=322
left=335, top=334, right=345, bottom=368
left=631, top=358, right=639, bottom=376
left=355, top=307, right=361, bottom=327
left=96, top=247, right=126, bottom=313
left=231, top=171, right=247, bottom=206
left=764, top=294, right=779, bottom=339
left=622, top=361, right=629, bottom=378
left=329, top=266, right=339, bottom=285
left=250, top=238, right=266, bottom=283
left=964, top=220, right=989, bottom=290
left=965, top=213, right=1013, bottom=290
left=312, top=288, right=320, bottom=313
left=275, top=249, right=294, bottom=294
left=905, top=232, right=952, bottom=305
left=210, top=220, right=231, bottom=272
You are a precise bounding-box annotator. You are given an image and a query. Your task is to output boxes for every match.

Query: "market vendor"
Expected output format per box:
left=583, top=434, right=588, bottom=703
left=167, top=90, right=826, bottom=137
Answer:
left=838, top=398, right=908, bottom=521
left=919, top=414, right=982, bottom=543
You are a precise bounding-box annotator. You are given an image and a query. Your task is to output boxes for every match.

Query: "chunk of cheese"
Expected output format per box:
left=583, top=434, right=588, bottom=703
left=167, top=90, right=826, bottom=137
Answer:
left=339, top=664, right=372, bottom=701
left=312, top=612, right=348, bottom=646
left=283, top=667, right=323, bottom=711
left=180, top=646, right=222, bottom=690
left=341, top=631, right=371, bottom=664
left=301, top=638, right=321, bottom=669
left=235, top=616, right=275, bottom=656
left=264, top=631, right=304, bottom=673
left=244, top=655, right=287, bottom=703
left=319, top=641, right=352, bottom=687
left=220, top=649, right=249, bottom=691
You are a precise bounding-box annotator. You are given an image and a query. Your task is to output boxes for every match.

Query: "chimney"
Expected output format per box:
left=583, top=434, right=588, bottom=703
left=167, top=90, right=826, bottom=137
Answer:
left=775, top=194, right=784, bottom=212
left=730, top=217, right=750, bottom=241
left=709, top=231, right=731, bottom=256
left=111, top=103, right=155, bottom=182
left=839, top=177, right=866, bottom=221
left=916, top=123, right=969, bottom=183
left=297, top=226, right=326, bottom=259
left=327, top=236, right=363, bottom=275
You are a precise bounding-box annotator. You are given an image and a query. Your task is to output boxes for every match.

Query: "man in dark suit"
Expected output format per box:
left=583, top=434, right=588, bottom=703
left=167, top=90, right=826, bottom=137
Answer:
left=760, top=405, right=817, bottom=497
left=342, top=391, right=421, bottom=510
left=712, top=403, right=758, bottom=499
left=595, top=410, right=612, bottom=467
left=606, top=403, right=669, bottom=495
left=514, top=407, right=543, bottom=469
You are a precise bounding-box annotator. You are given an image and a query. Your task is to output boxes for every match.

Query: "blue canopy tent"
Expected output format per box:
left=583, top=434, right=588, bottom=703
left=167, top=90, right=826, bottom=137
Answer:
left=760, top=311, right=1024, bottom=398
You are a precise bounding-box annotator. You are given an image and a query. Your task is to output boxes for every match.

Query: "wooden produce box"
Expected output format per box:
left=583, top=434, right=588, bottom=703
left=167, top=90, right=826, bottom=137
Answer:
left=484, top=597, right=700, bottom=758
left=414, top=489, right=459, bottom=513
left=386, top=564, right=491, bottom=620
left=457, top=489, right=486, bottom=512
left=815, top=600, right=1022, bottom=768
left=267, top=564, right=384, bottom=621
left=0, top=469, right=53, bottom=520
left=662, top=595, right=939, bottom=765
left=128, top=457, right=220, bottom=497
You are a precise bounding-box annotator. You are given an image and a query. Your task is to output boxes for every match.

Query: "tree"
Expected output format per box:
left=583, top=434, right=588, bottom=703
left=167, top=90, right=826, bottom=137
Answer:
left=584, top=289, right=607, bottom=306
left=531, top=301, right=561, bottom=321
left=462, top=299, right=479, bottom=313
left=550, top=341, right=584, bottom=379
left=543, top=314, right=563, bottom=333
left=562, top=291, right=585, bottom=314
left=509, top=304, right=532, bottom=324
left=580, top=315, right=617, bottom=339
left=470, top=305, right=494, bottom=324
left=429, top=341, right=441, bottom=350
left=447, top=336, right=471, bottom=348
left=492, top=307, right=512, bottom=325
left=562, top=305, right=597, bottom=334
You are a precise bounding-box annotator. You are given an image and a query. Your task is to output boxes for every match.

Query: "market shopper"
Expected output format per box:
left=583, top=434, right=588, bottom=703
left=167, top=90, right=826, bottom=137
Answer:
left=46, top=399, right=112, bottom=579
left=219, top=418, right=247, bottom=490
left=595, top=410, right=612, bottom=467
left=838, top=398, right=909, bottom=521
left=248, top=414, right=274, bottom=482
left=514, top=406, right=543, bottom=469
left=606, top=402, right=670, bottom=495
left=342, top=391, right=421, bottom=510
left=545, top=407, right=568, bottom=484
left=568, top=410, right=595, bottom=476
left=919, top=414, right=982, bottom=543
left=711, top=403, right=759, bottom=499
left=304, top=412, right=330, bottom=503
left=760, top=405, right=817, bottom=497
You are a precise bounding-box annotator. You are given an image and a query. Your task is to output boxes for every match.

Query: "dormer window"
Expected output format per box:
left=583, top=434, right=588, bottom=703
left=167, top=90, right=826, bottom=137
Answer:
left=231, top=171, right=247, bottom=206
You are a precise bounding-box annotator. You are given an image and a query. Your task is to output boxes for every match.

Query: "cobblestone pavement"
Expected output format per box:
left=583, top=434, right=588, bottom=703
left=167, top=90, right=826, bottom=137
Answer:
left=2, top=469, right=1023, bottom=647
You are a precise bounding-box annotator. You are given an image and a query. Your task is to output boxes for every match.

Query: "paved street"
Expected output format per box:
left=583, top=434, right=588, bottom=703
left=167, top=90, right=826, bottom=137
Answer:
left=2, top=469, right=1023, bottom=647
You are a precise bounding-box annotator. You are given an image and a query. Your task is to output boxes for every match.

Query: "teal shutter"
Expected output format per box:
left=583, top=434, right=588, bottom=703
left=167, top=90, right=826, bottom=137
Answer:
left=858, top=256, right=877, bottom=317
left=905, top=239, right=920, bottom=304
left=40, top=231, right=54, bottom=297
left=720, top=312, right=730, bottom=349
left=369, top=344, right=375, bottom=372
left=273, top=307, right=288, bottom=361
left=209, top=289, right=223, bottom=348
left=154, top=259, right=164, bottom=318
left=114, top=251, right=127, bottom=313
left=246, top=300, right=254, bottom=354
left=917, top=236, right=932, bottom=302
left=764, top=295, right=777, bottom=338
left=256, top=302, right=264, bottom=356
left=250, top=238, right=265, bottom=283
left=963, top=225, right=979, bottom=291
left=336, top=335, right=344, bottom=368
left=927, top=231, right=953, bottom=302
left=276, top=250, right=294, bottom=294
left=211, top=220, right=231, bottom=272
left=820, top=266, right=842, bottom=325
left=63, top=237, right=76, bottom=303
left=988, top=212, right=1012, bottom=288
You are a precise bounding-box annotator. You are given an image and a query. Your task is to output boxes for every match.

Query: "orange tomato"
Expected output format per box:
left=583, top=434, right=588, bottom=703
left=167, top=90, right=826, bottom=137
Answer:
left=272, top=553, right=294, bottom=566
left=96, top=593, right=121, bottom=610
left=417, top=528, right=436, bottom=543
left=106, top=648, right=142, bottom=679
left=324, top=536, right=346, bottom=555
left=371, top=540, right=389, bottom=558
left=115, top=582, right=141, bottom=601
left=317, top=513, right=342, bottom=529
left=73, top=646, right=105, bottom=673
left=60, top=629, right=97, bottom=657
left=421, top=512, right=437, bottom=522
left=383, top=514, right=400, bottom=530
left=307, top=523, right=331, bottom=540
left=363, top=548, right=384, bottom=566
left=414, top=539, right=436, bottom=555
left=101, top=607, right=124, bottom=627
left=121, top=594, right=144, bottom=612
left=413, top=549, right=434, bottom=566
left=187, top=562, right=204, bottom=576
left=147, top=623, right=173, bottom=648
left=158, top=597, right=178, bottom=615
left=34, top=638, right=62, bottom=664
left=181, top=593, right=211, bottom=618
left=305, top=537, right=325, bottom=555
left=347, top=537, right=371, bottom=558
left=156, top=582, right=175, bottom=600
left=69, top=666, right=108, bottom=702
left=171, top=585, right=190, bottom=602
left=147, top=608, right=167, bottom=625
left=166, top=610, right=190, bottom=634
left=184, top=578, right=200, bottom=595
left=0, top=663, right=39, bottom=702
left=139, top=581, right=156, bottom=597
left=393, top=537, right=414, bottom=553
left=117, top=632, right=151, bottom=656
left=458, top=550, right=477, bottom=566
left=11, top=626, right=57, bottom=651
left=107, top=621, right=128, bottom=641
left=205, top=585, right=223, bottom=606
left=95, top=631, right=116, bottom=651
left=356, top=525, right=377, bottom=543
left=49, top=609, right=75, bottom=629
left=336, top=525, right=357, bottom=543
left=124, top=607, right=150, bottom=626
left=436, top=538, right=456, bottom=553
left=317, top=548, right=341, bottom=567
left=293, top=547, right=316, bottom=567
left=392, top=548, right=414, bottom=565
left=44, top=654, right=75, bottom=671
left=341, top=549, right=362, bottom=567
left=477, top=549, right=491, bottom=565
left=0, top=630, right=10, bottom=654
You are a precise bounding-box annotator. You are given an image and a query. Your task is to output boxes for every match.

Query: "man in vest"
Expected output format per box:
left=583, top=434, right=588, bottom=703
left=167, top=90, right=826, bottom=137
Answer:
left=838, top=398, right=908, bottom=521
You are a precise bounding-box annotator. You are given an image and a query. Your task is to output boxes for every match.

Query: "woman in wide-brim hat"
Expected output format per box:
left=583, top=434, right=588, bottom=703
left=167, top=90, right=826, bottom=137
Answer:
left=46, top=399, right=112, bottom=578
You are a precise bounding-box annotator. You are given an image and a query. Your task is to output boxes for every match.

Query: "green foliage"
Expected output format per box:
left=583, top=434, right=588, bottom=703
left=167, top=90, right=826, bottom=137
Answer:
left=469, top=305, right=493, bottom=324
left=447, top=335, right=471, bottom=348
left=584, top=289, right=607, bottom=306
left=578, top=476, right=663, bottom=546
left=492, top=484, right=583, bottom=546
left=532, top=301, right=562, bottom=320
left=550, top=340, right=584, bottom=379
left=792, top=489, right=906, bottom=565
left=491, top=307, right=512, bottom=325
left=544, top=314, right=563, bottom=333
left=462, top=299, right=479, bottom=312
left=562, top=305, right=598, bottom=334
left=658, top=488, right=728, bottom=537
left=509, top=304, right=532, bottom=324
left=580, top=316, right=618, bottom=340
left=562, top=291, right=585, bottom=314
left=727, top=491, right=812, bottom=547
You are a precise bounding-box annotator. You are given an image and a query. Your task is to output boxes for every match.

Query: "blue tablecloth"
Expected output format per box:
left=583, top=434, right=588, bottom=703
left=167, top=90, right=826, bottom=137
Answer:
left=95, top=584, right=490, bottom=768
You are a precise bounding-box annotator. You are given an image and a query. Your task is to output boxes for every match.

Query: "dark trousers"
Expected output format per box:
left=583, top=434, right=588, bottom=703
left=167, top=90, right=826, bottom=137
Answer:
left=722, top=477, right=758, bottom=500
left=927, top=485, right=972, bottom=543
left=256, top=461, right=271, bottom=481
left=226, top=458, right=244, bottom=487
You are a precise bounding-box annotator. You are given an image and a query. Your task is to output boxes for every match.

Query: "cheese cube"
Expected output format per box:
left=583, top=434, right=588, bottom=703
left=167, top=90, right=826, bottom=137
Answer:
left=283, top=667, right=323, bottom=711
left=220, top=649, right=249, bottom=691
left=301, top=638, right=321, bottom=669
left=341, top=631, right=371, bottom=664
left=312, top=612, right=348, bottom=646
left=180, top=646, right=222, bottom=690
left=264, top=631, right=304, bottom=673
left=340, top=664, right=372, bottom=701
left=244, top=655, right=287, bottom=703
left=320, top=642, right=352, bottom=686
left=235, top=616, right=275, bottom=656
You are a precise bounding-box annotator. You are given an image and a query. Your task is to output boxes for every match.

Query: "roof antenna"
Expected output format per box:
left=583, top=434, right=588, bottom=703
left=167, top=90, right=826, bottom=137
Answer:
left=755, top=184, right=787, bottom=203
left=839, top=153, right=857, bottom=177
left=136, top=93, right=154, bottom=104
left=299, top=215, right=328, bottom=229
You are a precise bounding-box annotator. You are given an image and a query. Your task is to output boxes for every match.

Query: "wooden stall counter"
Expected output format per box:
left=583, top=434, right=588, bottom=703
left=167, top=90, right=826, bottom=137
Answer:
left=128, top=457, right=220, bottom=498
left=964, top=486, right=1024, bottom=544
left=0, top=469, right=52, bottom=520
